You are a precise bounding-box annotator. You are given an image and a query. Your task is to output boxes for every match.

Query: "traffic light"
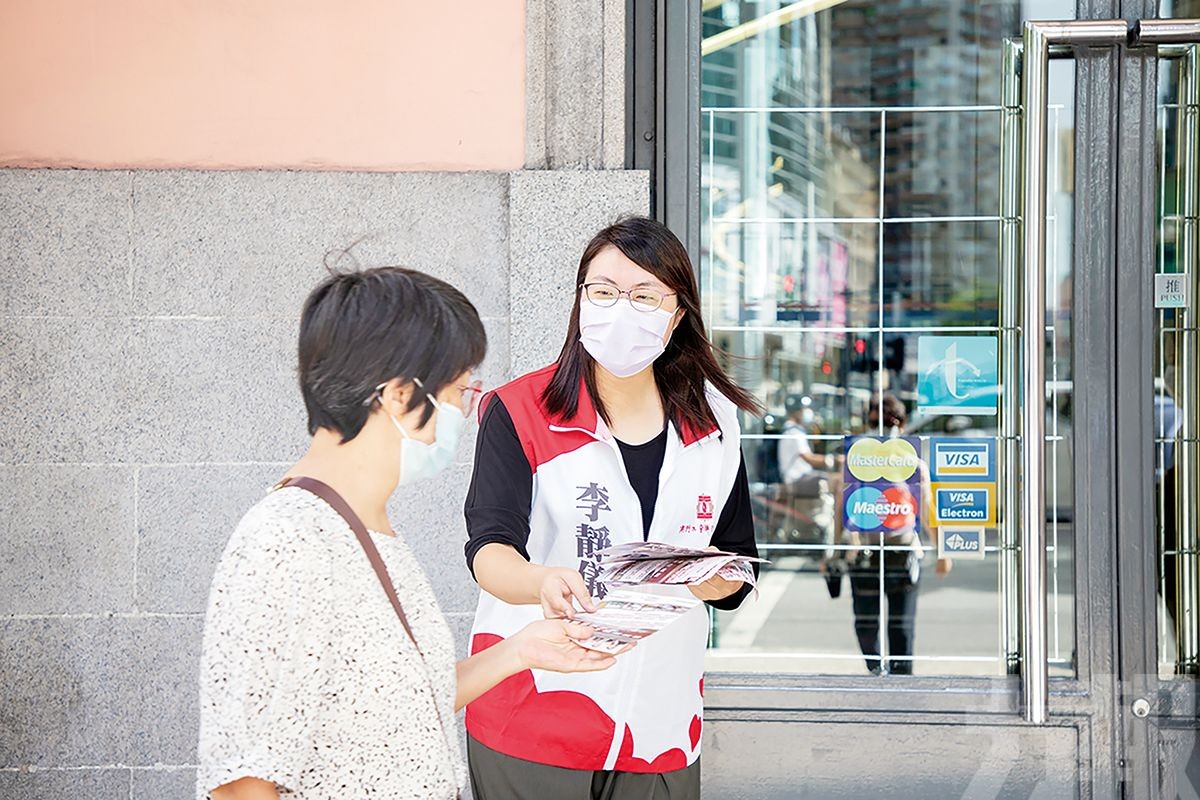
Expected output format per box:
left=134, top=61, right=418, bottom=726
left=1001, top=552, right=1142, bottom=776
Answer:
left=848, top=338, right=873, bottom=372
left=884, top=336, right=906, bottom=373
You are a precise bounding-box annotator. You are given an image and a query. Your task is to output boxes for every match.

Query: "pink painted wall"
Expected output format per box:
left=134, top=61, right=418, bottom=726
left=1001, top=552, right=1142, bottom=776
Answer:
left=0, top=1, right=525, bottom=171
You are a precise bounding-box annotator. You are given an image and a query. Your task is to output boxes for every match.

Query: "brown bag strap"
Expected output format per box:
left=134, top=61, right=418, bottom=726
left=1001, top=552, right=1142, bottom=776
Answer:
left=275, top=476, right=421, bottom=655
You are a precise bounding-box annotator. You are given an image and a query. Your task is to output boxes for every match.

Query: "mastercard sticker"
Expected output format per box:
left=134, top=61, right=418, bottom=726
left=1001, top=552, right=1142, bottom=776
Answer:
left=843, top=436, right=921, bottom=483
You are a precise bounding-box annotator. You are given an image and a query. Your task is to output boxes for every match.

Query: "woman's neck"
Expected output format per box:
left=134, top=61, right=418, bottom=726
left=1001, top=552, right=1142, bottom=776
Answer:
left=594, top=364, right=665, bottom=443
left=284, top=423, right=400, bottom=534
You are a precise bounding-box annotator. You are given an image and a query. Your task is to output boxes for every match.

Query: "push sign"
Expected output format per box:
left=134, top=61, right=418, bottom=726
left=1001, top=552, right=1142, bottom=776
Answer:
left=1155, top=273, right=1190, bottom=309
left=939, top=528, right=986, bottom=560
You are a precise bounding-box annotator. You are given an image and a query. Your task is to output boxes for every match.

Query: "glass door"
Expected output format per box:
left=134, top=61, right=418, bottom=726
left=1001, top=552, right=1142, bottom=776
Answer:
left=668, top=1, right=1200, bottom=795
left=699, top=0, right=1080, bottom=681
left=1155, top=31, right=1198, bottom=683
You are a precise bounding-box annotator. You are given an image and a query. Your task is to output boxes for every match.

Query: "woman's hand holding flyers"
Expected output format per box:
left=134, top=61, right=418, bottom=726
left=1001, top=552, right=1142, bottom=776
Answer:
left=456, top=617, right=620, bottom=710
left=687, top=545, right=745, bottom=601
left=687, top=573, right=745, bottom=601
left=538, top=566, right=599, bottom=619
left=511, top=619, right=619, bottom=672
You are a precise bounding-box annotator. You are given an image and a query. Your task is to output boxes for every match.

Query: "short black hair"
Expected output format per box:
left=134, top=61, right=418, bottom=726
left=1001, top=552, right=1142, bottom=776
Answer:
left=298, top=267, right=486, bottom=442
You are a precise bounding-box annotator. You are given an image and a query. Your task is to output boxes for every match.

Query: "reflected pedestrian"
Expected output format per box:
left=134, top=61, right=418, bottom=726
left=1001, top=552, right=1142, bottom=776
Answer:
left=842, top=395, right=951, bottom=675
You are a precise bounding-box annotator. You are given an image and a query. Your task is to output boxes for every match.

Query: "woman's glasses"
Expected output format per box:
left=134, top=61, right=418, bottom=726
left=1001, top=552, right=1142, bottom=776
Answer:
left=581, top=282, right=676, bottom=313
left=366, top=377, right=483, bottom=416
left=456, top=379, right=484, bottom=416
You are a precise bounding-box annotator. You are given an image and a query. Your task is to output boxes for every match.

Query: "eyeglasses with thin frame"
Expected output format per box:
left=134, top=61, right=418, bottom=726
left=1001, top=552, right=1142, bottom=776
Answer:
left=367, top=377, right=484, bottom=416
left=580, top=282, right=677, bottom=313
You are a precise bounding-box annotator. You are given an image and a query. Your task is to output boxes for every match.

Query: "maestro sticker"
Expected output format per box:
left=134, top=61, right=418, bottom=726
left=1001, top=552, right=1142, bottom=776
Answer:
left=844, top=436, right=921, bottom=484
left=844, top=484, right=919, bottom=533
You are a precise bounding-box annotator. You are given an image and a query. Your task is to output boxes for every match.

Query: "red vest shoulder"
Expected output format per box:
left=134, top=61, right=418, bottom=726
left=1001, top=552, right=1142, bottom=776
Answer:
left=482, top=365, right=596, bottom=471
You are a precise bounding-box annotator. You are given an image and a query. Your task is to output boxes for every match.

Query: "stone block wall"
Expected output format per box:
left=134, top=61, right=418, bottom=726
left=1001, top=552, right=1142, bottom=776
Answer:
left=0, top=167, right=647, bottom=796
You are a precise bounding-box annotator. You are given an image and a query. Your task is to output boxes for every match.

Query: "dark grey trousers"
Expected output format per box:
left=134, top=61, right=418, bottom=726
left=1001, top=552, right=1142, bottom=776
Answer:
left=467, top=736, right=701, bottom=800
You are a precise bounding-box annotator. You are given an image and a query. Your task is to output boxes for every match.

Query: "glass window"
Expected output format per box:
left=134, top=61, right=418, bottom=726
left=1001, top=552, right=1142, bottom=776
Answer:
left=1154, top=33, right=1198, bottom=679
left=700, top=0, right=1078, bottom=678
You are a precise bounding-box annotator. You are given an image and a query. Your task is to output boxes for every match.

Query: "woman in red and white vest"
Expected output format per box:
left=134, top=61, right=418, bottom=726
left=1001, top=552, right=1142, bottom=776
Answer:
left=464, top=216, right=760, bottom=800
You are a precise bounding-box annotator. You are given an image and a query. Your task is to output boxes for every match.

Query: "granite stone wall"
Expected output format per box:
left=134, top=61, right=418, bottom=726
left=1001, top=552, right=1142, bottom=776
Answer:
left=0, top=167, right=648, bottom=797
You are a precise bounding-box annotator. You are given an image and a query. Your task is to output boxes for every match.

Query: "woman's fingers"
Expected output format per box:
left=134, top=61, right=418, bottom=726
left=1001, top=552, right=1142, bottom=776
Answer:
left=542, top=601, right=568, bottom=620
left=561, top=621, right=596, bottom=641
left=687, top=574, right=742, bottom=601
left=575, top=654, right=617, bottom=671
left=540, top=571, right=596, bottom=619
left=562, top=572, right=598, bottom=613
left=541, top=587, right=574, bottom=619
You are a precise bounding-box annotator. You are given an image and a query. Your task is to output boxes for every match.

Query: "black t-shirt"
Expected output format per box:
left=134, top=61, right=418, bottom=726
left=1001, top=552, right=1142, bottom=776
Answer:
left=463, top=395, right=757, bottom=611
left=615, top=428, right=668, bottom=541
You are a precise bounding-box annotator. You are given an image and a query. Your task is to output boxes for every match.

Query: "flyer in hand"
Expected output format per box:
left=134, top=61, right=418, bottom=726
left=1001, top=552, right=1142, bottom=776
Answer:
left=596, top=542, right=767, bottom=588
left=570, top=588, right=703, bottom=654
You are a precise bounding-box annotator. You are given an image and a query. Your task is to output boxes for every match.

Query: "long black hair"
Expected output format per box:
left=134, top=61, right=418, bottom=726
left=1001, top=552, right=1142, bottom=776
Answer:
left=542, top=216, right=759, bottom=433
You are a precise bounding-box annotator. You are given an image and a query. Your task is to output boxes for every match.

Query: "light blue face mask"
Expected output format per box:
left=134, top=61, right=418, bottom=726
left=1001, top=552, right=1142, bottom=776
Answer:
left=379, top=378, right=466, bottom=485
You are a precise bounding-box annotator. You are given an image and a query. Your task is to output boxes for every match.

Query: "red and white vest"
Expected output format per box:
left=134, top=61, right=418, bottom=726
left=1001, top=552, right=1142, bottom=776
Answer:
left=466, top=365, right=743, bottom=773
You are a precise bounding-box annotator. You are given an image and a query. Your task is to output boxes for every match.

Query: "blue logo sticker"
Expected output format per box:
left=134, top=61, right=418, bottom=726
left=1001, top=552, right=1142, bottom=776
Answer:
left=929, top=438, right=996, bottom=483
left=917, top=336, right=999, bottom=416
left=932, top=484, right=995, bottom=525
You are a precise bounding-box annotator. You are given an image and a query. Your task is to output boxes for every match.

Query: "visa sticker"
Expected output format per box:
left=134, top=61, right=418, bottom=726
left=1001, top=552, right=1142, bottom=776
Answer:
left=929, top=438, right=996, bottom=483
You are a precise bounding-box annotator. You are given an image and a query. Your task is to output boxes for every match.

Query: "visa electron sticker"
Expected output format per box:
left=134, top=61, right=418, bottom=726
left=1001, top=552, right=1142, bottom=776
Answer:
left=843, top=436, right=921, bottom=483
left=929, top=437, right=996, bottom=483
left=844, top=484, right=919, bottom=533
left=932, top=483, right=996, bottom=526
left=938, top=528, right=986, bottom=560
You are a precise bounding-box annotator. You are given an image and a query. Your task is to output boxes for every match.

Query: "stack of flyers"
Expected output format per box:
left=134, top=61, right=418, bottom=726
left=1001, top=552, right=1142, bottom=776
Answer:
left=596, top=542, right=768, bottom=588
left=570, top=587, right=703, bottom=654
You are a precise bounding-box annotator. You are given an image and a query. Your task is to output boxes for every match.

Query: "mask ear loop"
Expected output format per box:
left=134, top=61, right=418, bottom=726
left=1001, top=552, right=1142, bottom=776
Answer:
left=370, top=380, right=417, bottom=440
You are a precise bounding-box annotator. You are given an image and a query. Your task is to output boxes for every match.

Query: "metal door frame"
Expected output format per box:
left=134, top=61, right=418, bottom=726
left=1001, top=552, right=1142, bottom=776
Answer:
left=639, top=1, right=1200, bottom=796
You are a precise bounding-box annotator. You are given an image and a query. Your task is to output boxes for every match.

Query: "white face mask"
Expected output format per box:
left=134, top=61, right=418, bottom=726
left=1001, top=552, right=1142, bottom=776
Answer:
left=578, top=298, right=676, bottom=378
left=380, top=380, right=466, bottom=485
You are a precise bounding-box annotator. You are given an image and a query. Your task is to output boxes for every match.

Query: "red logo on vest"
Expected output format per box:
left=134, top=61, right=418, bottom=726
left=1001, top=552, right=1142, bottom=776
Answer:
left=696, top=495, right=714, bottom=520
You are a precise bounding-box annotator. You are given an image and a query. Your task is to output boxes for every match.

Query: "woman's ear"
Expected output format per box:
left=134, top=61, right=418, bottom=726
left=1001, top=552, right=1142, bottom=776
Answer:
left=378, top=378, right=413, bottom=419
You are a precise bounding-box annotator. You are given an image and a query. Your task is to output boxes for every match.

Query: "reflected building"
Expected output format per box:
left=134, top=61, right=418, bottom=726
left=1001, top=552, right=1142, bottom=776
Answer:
left=701, top=1, right=1019, bottom=436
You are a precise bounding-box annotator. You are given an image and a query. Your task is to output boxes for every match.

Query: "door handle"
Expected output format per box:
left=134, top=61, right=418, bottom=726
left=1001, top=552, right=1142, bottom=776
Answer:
left=1133, top=18, right=1200, bottom=44
left=1016, top=17, right=1200, bottom=723
left=1018, top=18, right=1131, bottom=726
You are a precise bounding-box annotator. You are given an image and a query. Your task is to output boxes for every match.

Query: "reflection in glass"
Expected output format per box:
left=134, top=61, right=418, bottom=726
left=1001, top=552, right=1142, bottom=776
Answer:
left=1155, top=38, right=1199, bottom=678
left=700, top=0, right=1078, bottom=677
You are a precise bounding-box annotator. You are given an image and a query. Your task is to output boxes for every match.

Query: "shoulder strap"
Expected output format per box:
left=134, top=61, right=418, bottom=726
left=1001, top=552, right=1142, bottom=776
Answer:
left=275, top=476, right=421, bottom=655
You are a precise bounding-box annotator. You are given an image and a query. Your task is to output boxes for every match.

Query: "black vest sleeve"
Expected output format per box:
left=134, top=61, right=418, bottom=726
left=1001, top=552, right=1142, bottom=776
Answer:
left=706, top=453, right=759, bottom=611
left=463, top=395, right=534, bottom=578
